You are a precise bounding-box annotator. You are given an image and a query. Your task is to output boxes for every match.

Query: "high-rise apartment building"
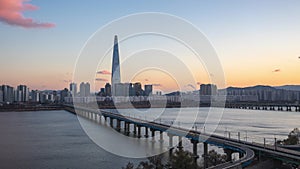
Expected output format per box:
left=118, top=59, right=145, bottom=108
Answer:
left=70, top=83, right=77, bottom=97
left=80, top=82, right=90, bottom=97
left=1, top=85, right=14, bottom=103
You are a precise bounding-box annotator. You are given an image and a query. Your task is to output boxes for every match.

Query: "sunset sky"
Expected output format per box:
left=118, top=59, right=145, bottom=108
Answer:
left=0, top=0, right=300, bottom=92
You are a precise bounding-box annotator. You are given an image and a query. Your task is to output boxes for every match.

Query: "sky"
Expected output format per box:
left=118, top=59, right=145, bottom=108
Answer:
left=0, top=0, right=300, bottom=92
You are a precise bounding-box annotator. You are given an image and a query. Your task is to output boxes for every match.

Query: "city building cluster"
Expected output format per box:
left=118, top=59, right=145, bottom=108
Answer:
left=1, top=83, right=300, bottom=105
left=0, top=84, right=69, bottom=105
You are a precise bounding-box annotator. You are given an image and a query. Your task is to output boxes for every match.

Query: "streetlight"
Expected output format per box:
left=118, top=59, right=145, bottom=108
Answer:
left=274, top=134, right=277, bottom=151
left=245, top=131, right=248, bottom=142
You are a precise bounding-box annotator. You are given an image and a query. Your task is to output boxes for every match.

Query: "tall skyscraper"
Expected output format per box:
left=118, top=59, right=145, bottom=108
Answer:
left=16, top=85, right=29, bottom=102
left=69, top=83, right=77, bottom=97
left=79, top=82, right=90, bottom=97
left=200, top=84, right=217, bottom=95
left=105, top=83, right=112, bottom=96
left=31, top=90, right=40, bottom=102
left=0, top=90, right=3, bottom=103
left=85, top=82, right=90, bottom=96
left=111, top=35, right=121, bottom=95
left=1, top=85, right=14, bottom=103
left=80, top=82, right=86, bottom=97
left=134, top=82, right=142, bottom=96
left=144, top=85, right=153, bottom=96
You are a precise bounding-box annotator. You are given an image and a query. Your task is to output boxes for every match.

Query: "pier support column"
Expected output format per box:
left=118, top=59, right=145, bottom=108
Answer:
left=94, top=113, right=97, bottom=121
left=133, top=124, right=137, bottom=135
left=177, top=136, right=183, bottom=151
left=151, top=129, right=155, bottom=142
left=137, top=125, right=141, bottom=138
left=224, top=149, right=233, bottom=162
left=160, top=131, right=164, bottom=142
left=191, top=139, right=199, bottom=168
left=239, top=152, right=243, bottom=159
left=125, top=122, right=130, bottom=135
left=110, top=118, right=114, bottom=127
left=116, top=120, right=121, bottom=132
left=145, top=127, right=149, bottom=138
left=203, top=142, right=208, bottom=169
left=168, top=133, right=174, bottom=156
left=99, top=115, right=102, bottom=124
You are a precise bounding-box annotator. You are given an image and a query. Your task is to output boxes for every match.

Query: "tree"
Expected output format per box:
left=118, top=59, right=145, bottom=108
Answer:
left=122, top=150, right=196, bottom=169
left=170, top=150, right=195, bottom=169
left=123, top=162, right=134, bottom=169
left=203, top=150, right=227, bottom=167
left=282, top=128, right=299, bottom=145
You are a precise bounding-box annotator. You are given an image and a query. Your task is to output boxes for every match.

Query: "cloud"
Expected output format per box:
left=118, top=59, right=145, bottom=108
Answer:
left=97, top=70, right=111, bottom=75
left=197, top=82, right=201, bottom=85
left=62, top=80, right=71, bottom=83
left=0, top=0, right=55, bottom=28
left=152, top=83, right=162, bottom=87
left=95, top=78, right=108, bottom=82
left=144, top=79, right=149, bottom=82
left=272, top=69, right=281, bottom=73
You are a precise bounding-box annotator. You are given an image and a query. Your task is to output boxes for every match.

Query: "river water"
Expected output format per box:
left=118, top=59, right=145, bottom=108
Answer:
left=0, top=108, right=299, bottom=169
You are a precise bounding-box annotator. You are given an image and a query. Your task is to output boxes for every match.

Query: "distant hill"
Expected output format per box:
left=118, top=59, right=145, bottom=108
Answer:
left=226, top=85, right=275, bottom=91
left=274, top=85, right=300, bottom=91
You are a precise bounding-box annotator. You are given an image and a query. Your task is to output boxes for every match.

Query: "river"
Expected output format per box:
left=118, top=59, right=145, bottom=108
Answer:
left=0, top=108, right=299, bottom=169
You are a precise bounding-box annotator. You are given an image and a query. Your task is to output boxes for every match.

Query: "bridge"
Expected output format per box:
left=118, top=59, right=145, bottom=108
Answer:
left=64, top=105, right=300, bottom=169
left=226, top=103, right=300, bottom=112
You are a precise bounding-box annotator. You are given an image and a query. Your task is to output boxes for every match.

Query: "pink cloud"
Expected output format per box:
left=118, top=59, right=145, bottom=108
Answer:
left=95, top=78, right=108, bottom=82
left=272, top=69, right=281, bottom=73
left=0, top=0, right=55, bottom=28
left=152, top=83, right=162, bottom=87
left=97, top=70, right=111, bottom=75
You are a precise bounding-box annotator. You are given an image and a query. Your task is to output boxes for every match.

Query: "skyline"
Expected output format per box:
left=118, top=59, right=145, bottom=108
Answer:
left=1, top=0, right=300, bottom=91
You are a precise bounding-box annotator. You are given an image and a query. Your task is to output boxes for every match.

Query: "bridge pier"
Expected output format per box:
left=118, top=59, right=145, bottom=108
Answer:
left=116, top=119, right=121, bottom=132
left=203, top=142, right=208, bottom=169
left=191, top=139, right=199, bottom=168
left=177, top=136, right=183, bottom=151
left=295, top=106, right=300, bottom=112
left=133, top=124, right=137, bottom=135
left=123, top=122, right=130, bottom=135
left=286, top=106, right=292, bottom=111
left=99, top=114, right=103, bottom=124
left=224, top=149, right=233, bottom=162
left=168, top=133, right=174, bottom=156
left=239, top=151, right=243, bottom=159
left=144, top=127, right=149, bottom=138
left=159, top=131, right=164, bottom=142
left=93, top=113, right=97, bottom=121
left=150, top=129, right=156, bottom=142
left=137, top=125, right=141, bottom=138
left=110, top=118, right=114, bottom=127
